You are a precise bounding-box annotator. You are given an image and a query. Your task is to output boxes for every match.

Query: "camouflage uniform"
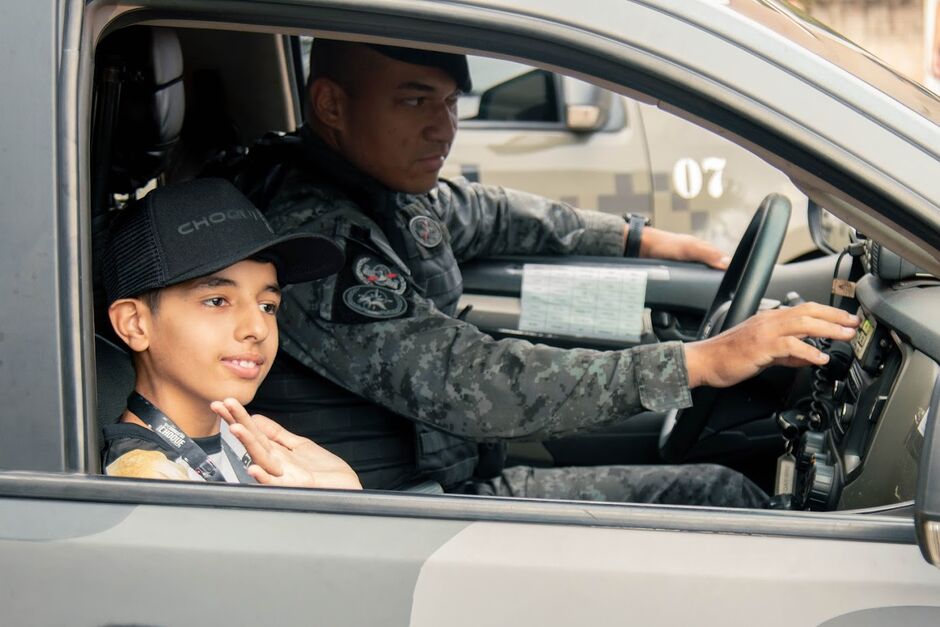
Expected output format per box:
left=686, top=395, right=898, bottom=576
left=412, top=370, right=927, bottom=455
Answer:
left=463, top=464, right=768, bottom=507
left=251, top=128, right=767, bottom=508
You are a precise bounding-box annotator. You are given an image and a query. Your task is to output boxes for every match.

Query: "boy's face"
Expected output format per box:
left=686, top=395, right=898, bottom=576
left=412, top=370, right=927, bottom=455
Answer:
left=141, top=259, right=281, bottom=408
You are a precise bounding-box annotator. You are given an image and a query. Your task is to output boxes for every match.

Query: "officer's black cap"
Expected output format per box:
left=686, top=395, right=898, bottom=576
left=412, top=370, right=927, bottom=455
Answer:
left=309, top=39, right=472, bottom=93
left=364, top=44, right=472, bottom=93
left=101, top=178, right=345, bottom=303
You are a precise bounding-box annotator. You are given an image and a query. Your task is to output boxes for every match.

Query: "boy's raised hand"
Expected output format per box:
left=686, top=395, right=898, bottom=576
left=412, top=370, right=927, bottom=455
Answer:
left=211, top=398, right=362, bottom=490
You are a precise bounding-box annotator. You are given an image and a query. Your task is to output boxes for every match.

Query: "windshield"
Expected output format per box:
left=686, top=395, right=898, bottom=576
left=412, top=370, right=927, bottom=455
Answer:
left=728, top=0, right=940, bottom=125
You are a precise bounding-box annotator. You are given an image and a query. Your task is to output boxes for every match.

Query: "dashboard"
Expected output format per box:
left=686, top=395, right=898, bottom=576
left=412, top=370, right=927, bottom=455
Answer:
left=787, top=270, right=940, bottom=511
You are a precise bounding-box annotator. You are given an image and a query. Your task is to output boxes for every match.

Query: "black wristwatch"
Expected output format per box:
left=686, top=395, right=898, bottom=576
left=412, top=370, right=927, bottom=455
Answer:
left=623, top=213, right=651, bottom=258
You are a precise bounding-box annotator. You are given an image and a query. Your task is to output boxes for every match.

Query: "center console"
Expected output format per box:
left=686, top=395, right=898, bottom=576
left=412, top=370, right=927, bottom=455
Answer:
left=788, top=307, right=901, bottom=510
left=778, top=272, right=940, bottom=511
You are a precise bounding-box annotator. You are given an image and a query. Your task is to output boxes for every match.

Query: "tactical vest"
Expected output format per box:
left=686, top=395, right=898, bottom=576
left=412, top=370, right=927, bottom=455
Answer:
left=238, top=129, right=486, bottom=490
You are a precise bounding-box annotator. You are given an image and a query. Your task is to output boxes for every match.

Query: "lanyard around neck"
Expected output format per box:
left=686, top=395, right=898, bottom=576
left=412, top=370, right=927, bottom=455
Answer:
left=126, top=392, right=253, bottom=483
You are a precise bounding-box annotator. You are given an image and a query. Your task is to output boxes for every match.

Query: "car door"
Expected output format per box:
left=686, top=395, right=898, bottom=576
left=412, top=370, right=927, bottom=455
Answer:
left=4, top=472, right=940, bottom=627
left=3, top=2, right=940, bottom=626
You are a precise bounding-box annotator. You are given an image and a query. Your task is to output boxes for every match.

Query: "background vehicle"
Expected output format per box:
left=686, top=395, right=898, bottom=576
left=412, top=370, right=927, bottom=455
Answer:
left=928, top=0, right=940, bottom=93
left=444, top=56, right=816, bottom=261
left=2, top=1, right=940, bottom=625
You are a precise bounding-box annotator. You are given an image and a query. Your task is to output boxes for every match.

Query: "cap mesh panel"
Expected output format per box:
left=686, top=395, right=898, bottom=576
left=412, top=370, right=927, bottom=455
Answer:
left=102, top=202, right=166, bottom=302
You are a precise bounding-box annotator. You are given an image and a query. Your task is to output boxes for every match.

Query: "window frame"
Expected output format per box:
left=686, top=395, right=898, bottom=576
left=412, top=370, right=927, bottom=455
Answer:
left=0, top=472, right=919, bottom=546
left=54, top=0, right=931, bottom=545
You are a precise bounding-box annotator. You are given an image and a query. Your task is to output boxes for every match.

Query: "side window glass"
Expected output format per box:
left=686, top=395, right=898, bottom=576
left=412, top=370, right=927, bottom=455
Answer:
left=447, top=57, right=812, bottom=261
left=472, top=68, right=559, bottom=122
left=297, top=43, right=812, bottom=260
left=459, top=57, right=561, bottom=124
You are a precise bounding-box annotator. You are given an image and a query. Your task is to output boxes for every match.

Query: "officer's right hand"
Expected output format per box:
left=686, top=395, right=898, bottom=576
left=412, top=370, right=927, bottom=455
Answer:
left=683, top=302, right=859, bottom=389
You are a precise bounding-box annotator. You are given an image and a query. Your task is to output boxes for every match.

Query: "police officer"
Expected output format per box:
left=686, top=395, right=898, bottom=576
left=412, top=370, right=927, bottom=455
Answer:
left=244, top=40, right=858, bottom=506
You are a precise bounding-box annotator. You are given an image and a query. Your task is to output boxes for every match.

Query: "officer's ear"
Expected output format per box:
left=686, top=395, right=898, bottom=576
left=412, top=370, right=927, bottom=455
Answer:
left=309, top=77, right=348, bottom=132
left=108, top=297, right=153, bottom=354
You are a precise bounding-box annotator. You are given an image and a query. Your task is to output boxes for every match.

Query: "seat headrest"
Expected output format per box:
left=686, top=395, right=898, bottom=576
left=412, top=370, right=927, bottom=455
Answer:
left=97, top=26, right=185, bottom=192
left=95, top=333, right=135, bottom=431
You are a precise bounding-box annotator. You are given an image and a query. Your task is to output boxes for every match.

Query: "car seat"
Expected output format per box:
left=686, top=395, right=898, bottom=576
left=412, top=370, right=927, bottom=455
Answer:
left=91, top=26, right=186, bottom=338
left=90, top=26, right=186, bottom=471
left=94, top=334, right=136, bottom=432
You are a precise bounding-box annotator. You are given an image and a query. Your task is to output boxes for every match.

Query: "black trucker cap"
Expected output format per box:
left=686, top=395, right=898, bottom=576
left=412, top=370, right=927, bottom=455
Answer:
left=102, top=178, right=345, bottom=303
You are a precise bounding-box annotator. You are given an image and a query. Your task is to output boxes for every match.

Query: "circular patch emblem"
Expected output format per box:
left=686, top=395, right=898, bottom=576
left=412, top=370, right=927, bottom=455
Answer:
left=408, top=215, right=443, bottom=248
left=353, top=256, right=406, bottom=294
left=342, top=286, right=407, bottom=319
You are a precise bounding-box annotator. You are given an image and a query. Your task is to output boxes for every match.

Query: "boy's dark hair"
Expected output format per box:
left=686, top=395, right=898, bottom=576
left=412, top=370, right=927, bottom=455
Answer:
left=137, top=289, right=161, bottom=313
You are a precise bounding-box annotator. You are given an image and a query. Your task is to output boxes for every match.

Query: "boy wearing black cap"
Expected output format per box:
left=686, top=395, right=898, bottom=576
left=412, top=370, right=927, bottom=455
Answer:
left=100, top=178, right=361, bottom=488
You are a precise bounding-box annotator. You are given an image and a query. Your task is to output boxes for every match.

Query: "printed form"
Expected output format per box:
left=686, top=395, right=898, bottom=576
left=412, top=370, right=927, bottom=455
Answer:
left=519, top=264, right=648, bottom=343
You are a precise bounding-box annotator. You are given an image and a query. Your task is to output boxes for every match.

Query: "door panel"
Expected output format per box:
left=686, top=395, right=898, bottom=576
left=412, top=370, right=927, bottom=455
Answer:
left=0, top=493, right=469, bottom=626
left=0, top=0, right=70, bottom=472
left=411, top=521, right=940, bottom=627
left=4, top=477, right=939, bottom=627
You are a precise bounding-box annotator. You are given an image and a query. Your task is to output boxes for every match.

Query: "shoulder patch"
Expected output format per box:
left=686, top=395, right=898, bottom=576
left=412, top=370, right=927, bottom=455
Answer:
left=353, top=255, right=407, bottom=294
left=342, top=286, right=408, bottom=319
left=408, top=215, right=444, bottom=248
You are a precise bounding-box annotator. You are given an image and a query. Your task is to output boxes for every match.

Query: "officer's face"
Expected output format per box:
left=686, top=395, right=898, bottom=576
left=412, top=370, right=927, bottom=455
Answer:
left=136, top=260, right=281, bottom=418
left=329, top=50, right=460, bottom=194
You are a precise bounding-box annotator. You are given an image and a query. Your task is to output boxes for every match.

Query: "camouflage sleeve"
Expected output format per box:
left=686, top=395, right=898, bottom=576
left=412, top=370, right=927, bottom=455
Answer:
left=277, top=282, right=692, bottom=442
left=429, top=178, right=627, bottom=263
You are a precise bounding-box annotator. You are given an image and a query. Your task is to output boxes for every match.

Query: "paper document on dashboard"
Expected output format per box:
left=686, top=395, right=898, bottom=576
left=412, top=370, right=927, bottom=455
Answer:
left=519, top=264, right=648, bottom=342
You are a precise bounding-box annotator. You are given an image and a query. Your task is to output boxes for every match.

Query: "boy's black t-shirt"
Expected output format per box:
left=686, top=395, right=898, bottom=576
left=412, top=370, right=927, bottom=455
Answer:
left=102, top=422, right=243, bottom=482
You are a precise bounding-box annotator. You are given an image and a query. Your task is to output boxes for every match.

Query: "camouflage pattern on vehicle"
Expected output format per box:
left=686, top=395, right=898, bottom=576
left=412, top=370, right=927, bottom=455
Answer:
left=442, top=58, right=815, bottom=261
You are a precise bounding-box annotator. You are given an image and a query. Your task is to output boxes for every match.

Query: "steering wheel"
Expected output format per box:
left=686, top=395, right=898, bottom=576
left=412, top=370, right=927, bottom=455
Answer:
left=658, top=194, right=791, bottom=463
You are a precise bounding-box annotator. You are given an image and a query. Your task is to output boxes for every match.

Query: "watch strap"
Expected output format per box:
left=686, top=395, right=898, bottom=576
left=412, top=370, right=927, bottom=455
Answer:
left=624, top=214, right=647, bottom=258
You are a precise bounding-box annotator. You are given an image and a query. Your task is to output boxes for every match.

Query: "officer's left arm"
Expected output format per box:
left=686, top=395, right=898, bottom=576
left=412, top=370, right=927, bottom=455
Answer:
left=433, top=178, right=729, bottom=268
left=640, top=227, right=730, bottom=270
left=431, top=178, right=626, bottom=262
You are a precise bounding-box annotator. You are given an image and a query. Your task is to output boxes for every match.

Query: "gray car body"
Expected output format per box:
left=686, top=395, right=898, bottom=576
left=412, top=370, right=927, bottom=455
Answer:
left=2, top=0, right=940, bottom=625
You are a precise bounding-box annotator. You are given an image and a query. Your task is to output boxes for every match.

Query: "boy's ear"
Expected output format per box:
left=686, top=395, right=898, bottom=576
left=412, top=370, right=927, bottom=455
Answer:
left=108, top=298, right=152, bottom=354
left=309, top=77, right=347, bottom=132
